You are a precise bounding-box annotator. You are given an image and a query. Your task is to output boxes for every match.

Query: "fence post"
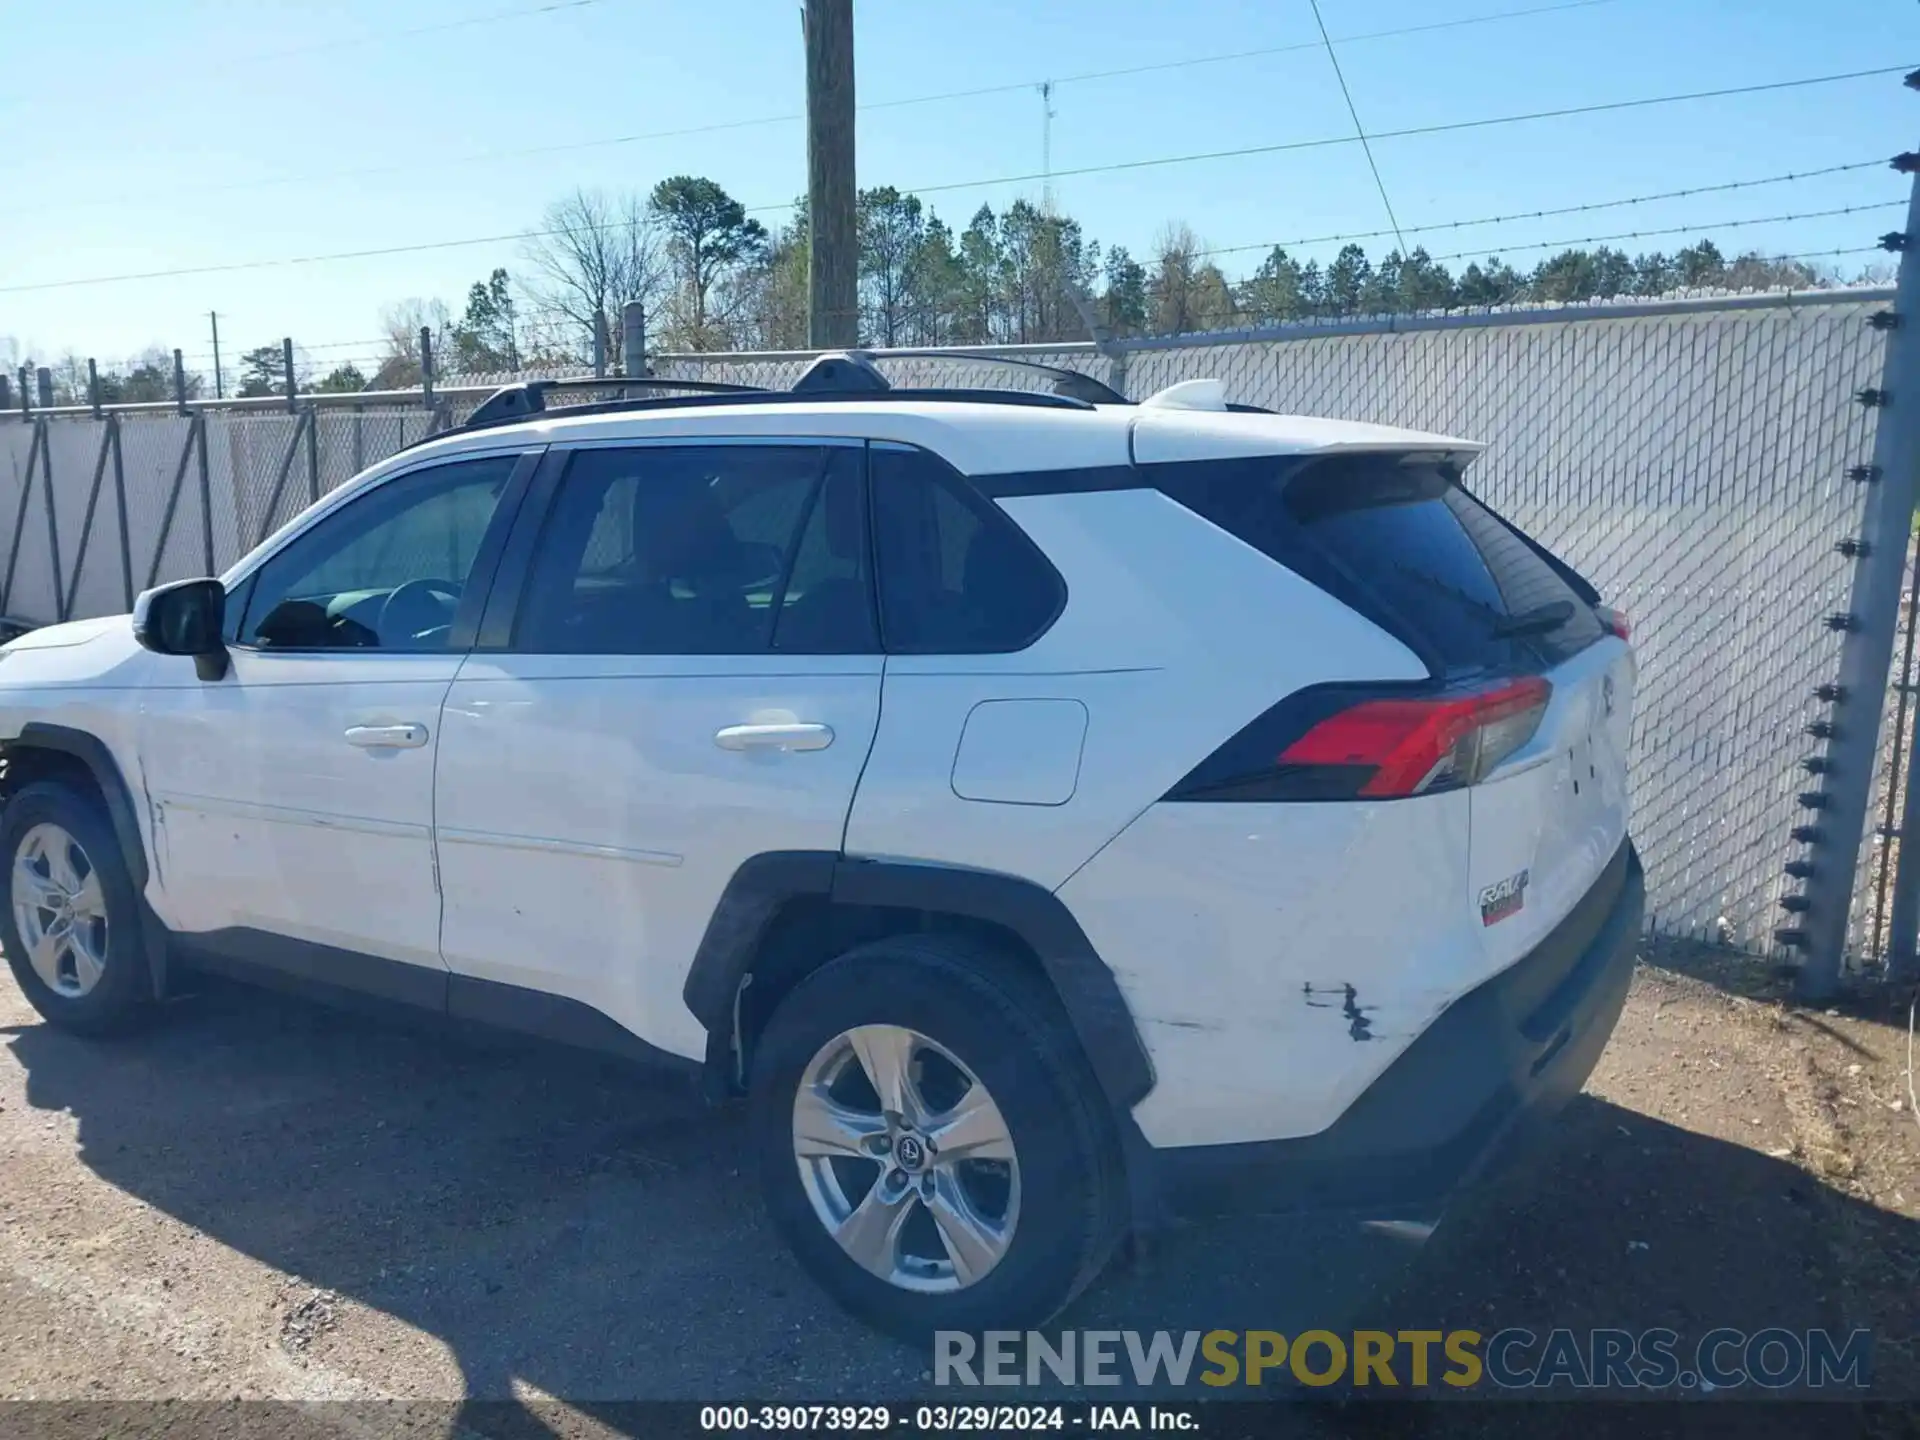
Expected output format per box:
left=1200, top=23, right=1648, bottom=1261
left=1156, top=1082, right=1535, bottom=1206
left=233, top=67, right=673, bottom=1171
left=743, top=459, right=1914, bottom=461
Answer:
left=0, top=374, right=10, bottom=411
left=0, top=422, right=42, bottom=614
left=65, top=416, right=117, bottom=621
left=196, top=414, right=215, bottom=575
left=622, top=302, right=647, bottom=378
left=1797, top=157, right=1920, bottom=997
left=87, top=359, right=102, bottom=419
left=420, top=328, right=435, bottom=410
left=109, top=416, right=133, bottom=611
left=593, top=315, right=607, bottom=379
left=305, top=401, right=320, bottom=504
left=173, top=349, right=188, bottom=417
left=36, top=417, right=60, bottom=620
left=282, top=338, right=297, bottom=415
left=1887, top=262, right=1920, bottom=980
left=16, top=368, right=28, bottom=417
left=35, top=368, right=52, bottom=410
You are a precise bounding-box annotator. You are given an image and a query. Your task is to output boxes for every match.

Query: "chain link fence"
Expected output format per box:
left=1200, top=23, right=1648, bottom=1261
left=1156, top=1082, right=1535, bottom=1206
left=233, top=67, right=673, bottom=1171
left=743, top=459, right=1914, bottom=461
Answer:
left=0, top=289, right=1906, bottom=974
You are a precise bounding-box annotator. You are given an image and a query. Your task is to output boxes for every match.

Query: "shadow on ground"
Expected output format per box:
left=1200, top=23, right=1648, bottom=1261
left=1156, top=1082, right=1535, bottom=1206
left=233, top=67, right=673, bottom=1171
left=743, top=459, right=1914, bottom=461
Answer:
left=5, top=974, right=1916, bottom=1435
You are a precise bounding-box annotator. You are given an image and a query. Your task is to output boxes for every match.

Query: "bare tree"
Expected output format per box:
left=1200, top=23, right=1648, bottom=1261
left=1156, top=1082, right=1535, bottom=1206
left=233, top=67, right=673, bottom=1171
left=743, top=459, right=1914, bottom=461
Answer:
left=521, top=188, right=667, bottom=366
left=53, top=353, right=90, bottom=405
left=371, top=299, right=452, bottom=389
left=1149, top=222, right=1235, bottom=336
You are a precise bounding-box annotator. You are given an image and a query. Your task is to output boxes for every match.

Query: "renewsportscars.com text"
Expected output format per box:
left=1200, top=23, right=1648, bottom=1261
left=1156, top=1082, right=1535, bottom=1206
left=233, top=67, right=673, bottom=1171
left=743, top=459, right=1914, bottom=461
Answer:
left=933, top=1328, right=1871, bottom=1391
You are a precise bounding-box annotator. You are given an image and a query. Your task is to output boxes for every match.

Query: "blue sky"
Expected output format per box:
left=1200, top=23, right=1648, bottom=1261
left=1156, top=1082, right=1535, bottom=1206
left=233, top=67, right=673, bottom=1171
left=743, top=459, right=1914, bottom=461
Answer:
left=2, top=0, right=1915, bottom=378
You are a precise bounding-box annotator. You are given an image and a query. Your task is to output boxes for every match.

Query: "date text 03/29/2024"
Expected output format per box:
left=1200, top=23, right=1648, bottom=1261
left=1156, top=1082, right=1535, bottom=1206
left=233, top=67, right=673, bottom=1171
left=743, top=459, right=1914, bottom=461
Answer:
left=699, top=1406, right=1196, bottom=1432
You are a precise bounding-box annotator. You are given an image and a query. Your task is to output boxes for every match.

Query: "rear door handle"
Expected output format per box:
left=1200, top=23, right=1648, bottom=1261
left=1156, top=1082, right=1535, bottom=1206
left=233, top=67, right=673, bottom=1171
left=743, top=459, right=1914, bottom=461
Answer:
left=714, top=722, right=835, bottom=752
left=345, top=723, right=429, bottom=749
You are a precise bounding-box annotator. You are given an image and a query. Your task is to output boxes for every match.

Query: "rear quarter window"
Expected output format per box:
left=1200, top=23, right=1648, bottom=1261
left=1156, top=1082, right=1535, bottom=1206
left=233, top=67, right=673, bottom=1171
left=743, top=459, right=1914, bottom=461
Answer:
left=869, top=445, right=1065, bottom=654
left=1159, top=452, right=1603, bottom=675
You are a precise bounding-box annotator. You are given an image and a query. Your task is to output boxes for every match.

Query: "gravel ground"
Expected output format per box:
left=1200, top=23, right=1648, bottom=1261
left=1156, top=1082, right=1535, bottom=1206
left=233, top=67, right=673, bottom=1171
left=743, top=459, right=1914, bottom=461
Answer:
left=0, top=949, right=1915, bottom=1436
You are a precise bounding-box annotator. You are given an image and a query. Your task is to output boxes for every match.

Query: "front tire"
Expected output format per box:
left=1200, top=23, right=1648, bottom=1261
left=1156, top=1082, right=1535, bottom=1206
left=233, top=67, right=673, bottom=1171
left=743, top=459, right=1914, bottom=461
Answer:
left=750, top=934, right=1127, bottom=1339
left=0, top=780, right=151, bottom=1036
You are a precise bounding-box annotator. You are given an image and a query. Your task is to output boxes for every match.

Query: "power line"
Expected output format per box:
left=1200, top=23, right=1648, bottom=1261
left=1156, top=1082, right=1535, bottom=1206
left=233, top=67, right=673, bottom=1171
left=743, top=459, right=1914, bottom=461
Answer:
left=1307, top=0, right=1407, bottom=255
left=10, top=0, right=1620, bottom=215
left=863, top=0, right=1621, bottom=112
left=179, top=336, right=390, bottom=360
left=214, top=0, right=616, bottom=64
left=1197, top=158, right=1892, bottom=259
left=903, top=64, right=1914, bottom=200
left=1, top=66, right=1906, bottom=297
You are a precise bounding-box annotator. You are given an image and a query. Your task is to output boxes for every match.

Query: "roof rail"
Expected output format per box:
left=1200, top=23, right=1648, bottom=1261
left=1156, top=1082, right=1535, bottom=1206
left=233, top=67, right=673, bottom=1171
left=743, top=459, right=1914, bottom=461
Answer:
left=436, top=354, right=1116, bottom=447
left=463, top=375, right=769, bottom=432
left=481, top=386, right=1098, bottom=429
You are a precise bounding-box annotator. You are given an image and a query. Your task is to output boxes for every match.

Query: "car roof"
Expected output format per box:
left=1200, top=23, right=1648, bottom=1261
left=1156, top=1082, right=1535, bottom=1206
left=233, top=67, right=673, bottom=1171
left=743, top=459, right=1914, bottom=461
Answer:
left=362, top=391, right=1484, bottom=487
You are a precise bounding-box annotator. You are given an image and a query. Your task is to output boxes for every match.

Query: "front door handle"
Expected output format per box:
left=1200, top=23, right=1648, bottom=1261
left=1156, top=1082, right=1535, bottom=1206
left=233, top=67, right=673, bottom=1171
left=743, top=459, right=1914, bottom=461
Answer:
left=345, top=723, right=429, bottom=749
left=714, top=722, right=835, bottom=752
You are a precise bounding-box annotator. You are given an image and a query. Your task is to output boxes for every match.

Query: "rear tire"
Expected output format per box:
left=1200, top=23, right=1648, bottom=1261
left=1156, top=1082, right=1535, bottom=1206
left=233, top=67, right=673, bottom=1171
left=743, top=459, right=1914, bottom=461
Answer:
left=750, top=933, right=1127, bottom=1340
left=0, top=780, right=151, bottom=1036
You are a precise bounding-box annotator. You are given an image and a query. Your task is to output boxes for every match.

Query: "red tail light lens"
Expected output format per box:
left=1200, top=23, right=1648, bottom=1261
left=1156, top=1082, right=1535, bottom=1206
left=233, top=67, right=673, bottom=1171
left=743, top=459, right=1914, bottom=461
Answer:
left=1596, top=605, right=1631, bottom=641
left=1277, top=676, right=1552, bottom=798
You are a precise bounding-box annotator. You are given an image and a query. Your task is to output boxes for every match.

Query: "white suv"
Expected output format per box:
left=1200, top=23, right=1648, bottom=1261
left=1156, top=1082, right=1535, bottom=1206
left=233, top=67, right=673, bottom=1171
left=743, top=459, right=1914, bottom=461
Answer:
left=0, top=356, right=1642, bottom=1338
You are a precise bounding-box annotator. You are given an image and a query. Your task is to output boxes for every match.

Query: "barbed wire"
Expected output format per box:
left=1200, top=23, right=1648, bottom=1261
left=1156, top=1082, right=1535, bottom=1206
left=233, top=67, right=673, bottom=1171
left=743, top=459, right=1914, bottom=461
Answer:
left=1414, top=204, right=1905, bottom=265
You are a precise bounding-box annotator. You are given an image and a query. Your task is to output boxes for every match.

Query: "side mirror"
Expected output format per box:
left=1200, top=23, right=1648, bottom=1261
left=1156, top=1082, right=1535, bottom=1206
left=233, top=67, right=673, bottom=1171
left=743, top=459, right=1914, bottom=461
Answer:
left=133, top=578, right=229, bottom=681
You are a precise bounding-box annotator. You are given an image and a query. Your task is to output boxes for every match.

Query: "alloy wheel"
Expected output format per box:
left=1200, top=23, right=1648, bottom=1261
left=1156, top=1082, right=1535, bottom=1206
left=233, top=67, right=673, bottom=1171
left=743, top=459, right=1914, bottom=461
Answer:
left=12, top=822, right=109, bottom=999
left=792, top=1023, right=1021, bottom=1293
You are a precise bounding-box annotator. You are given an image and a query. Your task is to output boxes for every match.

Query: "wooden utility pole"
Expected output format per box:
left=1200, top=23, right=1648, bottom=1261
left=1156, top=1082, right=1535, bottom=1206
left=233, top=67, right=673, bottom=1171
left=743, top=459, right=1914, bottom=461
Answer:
left=803, top=0, right=857, bottom=349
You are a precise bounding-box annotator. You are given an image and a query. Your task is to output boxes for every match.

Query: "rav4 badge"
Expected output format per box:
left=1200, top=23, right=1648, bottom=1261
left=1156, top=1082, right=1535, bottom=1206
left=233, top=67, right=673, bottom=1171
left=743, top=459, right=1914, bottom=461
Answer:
left=1479, top=870, right=1530, bottom=926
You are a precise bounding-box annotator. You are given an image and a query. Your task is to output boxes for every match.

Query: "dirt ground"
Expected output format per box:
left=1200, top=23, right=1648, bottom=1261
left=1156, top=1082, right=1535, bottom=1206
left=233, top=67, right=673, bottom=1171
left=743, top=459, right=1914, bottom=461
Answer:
left=0, top=947, right=1915, bottom=1437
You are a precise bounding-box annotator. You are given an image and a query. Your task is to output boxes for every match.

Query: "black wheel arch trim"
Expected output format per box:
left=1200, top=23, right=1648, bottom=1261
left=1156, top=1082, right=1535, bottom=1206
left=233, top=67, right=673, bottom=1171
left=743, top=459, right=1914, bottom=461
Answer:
left=682, top=852, right=1156, bottom=1113
left=11, top=722, right=151, bottom=889
left=5, top=721, right=170, bottom=997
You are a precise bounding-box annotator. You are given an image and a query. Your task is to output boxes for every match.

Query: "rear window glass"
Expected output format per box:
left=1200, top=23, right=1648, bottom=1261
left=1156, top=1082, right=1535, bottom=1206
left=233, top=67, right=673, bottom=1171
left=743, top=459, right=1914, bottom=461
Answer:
left=1163, top=453, right=1602, bottom=673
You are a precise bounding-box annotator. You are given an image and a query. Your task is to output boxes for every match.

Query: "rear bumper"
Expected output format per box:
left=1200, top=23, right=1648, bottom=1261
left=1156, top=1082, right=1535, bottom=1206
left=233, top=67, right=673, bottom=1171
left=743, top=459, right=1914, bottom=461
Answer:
left=1140, top=839, right=1644, bottom=1221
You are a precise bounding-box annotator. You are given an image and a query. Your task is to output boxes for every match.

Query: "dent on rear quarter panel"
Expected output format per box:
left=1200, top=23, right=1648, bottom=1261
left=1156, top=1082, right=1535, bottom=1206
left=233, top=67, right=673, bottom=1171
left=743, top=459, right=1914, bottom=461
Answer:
left=1056, top=790, right=1485, bottom=1150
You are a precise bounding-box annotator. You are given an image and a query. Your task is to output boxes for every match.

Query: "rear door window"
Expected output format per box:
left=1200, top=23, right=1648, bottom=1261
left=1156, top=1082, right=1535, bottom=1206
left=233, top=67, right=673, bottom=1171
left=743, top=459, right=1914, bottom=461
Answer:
left=1162, top=453, right=1602, bottom=673
left=511, top=444, right=875, bottom=655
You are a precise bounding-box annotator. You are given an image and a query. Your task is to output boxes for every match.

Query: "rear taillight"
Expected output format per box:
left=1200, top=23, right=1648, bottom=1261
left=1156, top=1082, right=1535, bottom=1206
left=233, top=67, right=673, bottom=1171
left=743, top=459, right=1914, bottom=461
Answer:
left=1278, top=677, right=1551, bottom=797
left=1166, top=676, right=1553, bottom=803
left=1596, top=605, right=1631, bottom=641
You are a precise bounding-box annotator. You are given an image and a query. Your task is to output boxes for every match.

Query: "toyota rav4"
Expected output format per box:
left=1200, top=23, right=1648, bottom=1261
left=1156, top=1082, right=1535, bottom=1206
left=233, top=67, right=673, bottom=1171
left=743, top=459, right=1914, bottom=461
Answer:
left=0, top=355, right=1642, bottom=1338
